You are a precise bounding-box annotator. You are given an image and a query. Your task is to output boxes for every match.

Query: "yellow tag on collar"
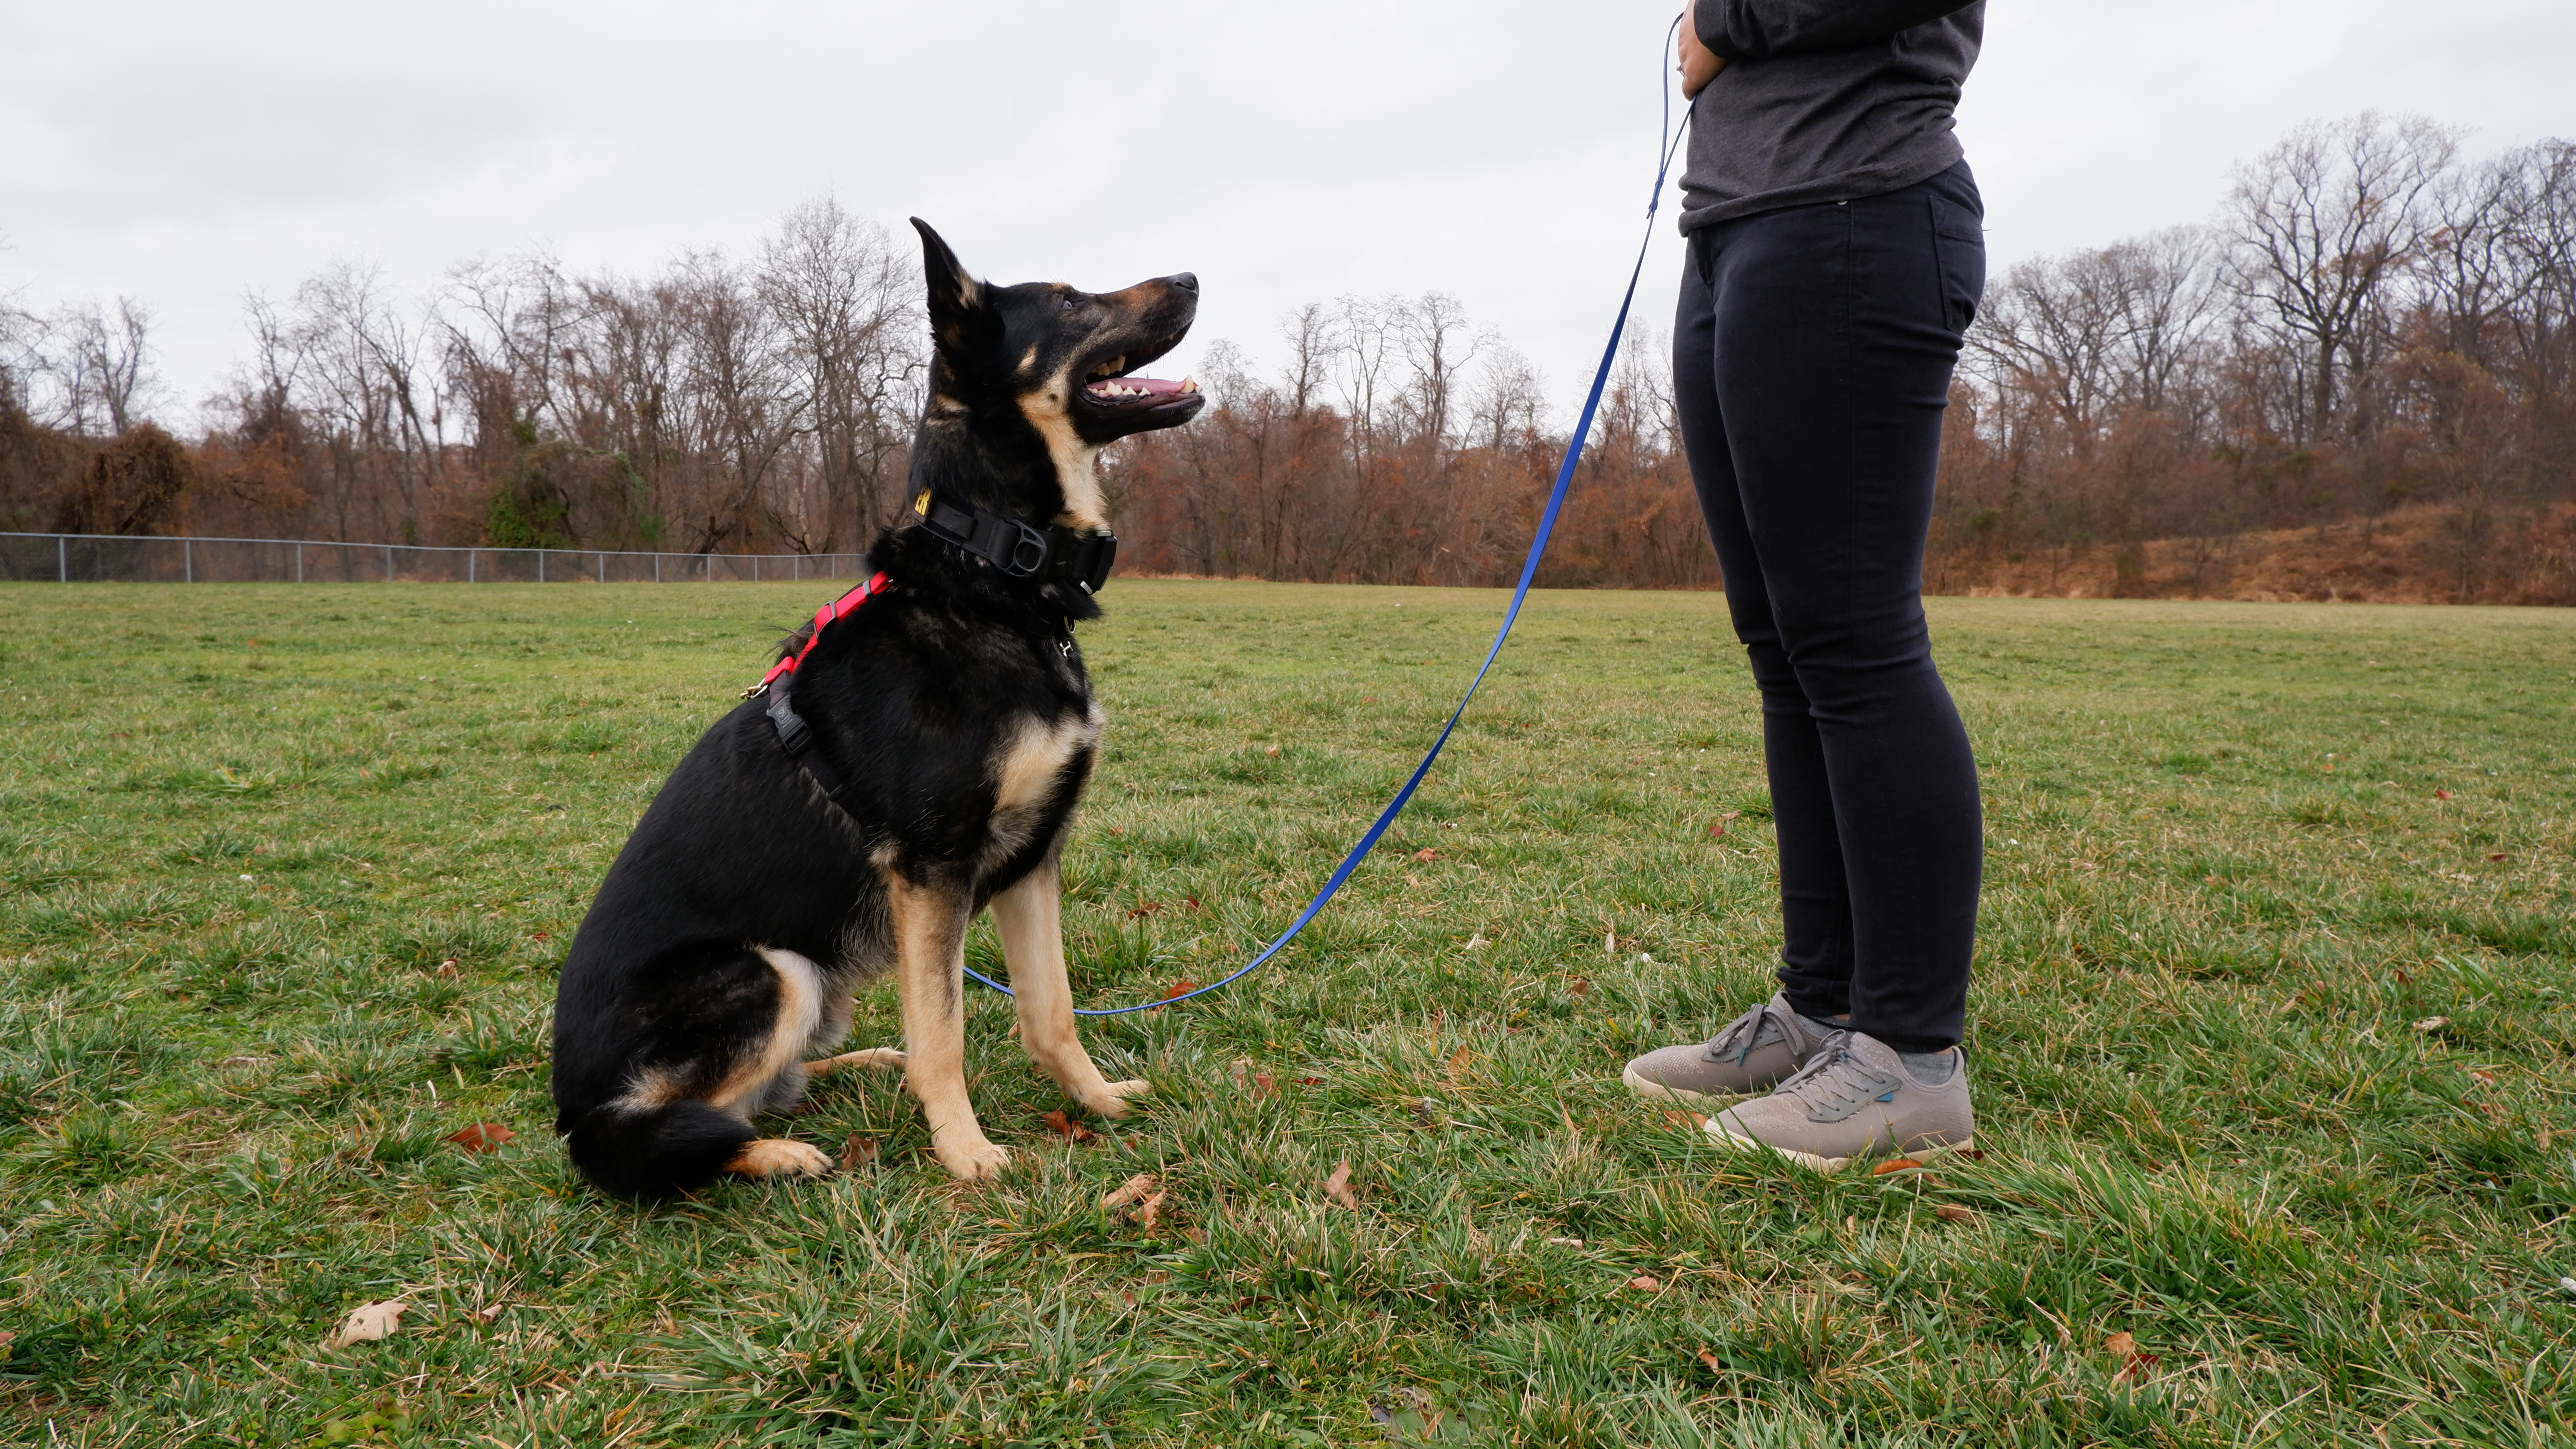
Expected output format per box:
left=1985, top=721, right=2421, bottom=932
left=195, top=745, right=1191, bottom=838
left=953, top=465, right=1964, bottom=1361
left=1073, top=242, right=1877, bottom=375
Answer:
left=913, top=489, right=930, bottom=516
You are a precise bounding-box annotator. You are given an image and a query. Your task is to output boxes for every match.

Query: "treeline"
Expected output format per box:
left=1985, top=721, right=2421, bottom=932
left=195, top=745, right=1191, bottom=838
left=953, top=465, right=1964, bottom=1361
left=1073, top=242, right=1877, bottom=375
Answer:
left=5, top=113, right=2572, bottom=603
left=1939, top=114, right=2576, bottom=602
left=3, top=199, right=923, bottom=554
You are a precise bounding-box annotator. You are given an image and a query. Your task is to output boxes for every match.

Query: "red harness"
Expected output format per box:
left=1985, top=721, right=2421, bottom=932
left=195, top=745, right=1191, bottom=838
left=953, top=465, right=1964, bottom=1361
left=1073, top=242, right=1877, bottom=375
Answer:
left=747, top=571, right=891, bottom=699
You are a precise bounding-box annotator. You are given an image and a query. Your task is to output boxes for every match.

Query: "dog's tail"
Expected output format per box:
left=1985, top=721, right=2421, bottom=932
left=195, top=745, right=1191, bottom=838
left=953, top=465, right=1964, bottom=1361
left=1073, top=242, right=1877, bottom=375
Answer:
left=560, top=1099, right=754, bottom=1201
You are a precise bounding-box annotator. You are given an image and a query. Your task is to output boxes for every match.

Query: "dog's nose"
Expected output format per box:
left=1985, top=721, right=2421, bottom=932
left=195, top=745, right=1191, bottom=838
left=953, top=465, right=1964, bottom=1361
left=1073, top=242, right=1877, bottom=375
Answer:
left=1167, top=272, right=1198, bottom=294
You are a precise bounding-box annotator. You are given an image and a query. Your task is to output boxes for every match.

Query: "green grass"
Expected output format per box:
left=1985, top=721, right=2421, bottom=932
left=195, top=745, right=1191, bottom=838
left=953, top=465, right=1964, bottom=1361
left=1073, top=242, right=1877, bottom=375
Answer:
left=2, top=581, right=2574, bottom=1446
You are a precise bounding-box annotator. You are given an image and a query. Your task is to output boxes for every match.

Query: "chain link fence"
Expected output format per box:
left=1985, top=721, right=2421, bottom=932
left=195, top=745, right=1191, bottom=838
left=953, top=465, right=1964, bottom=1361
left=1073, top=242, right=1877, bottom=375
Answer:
left=0, top=533, right=870, bottom=585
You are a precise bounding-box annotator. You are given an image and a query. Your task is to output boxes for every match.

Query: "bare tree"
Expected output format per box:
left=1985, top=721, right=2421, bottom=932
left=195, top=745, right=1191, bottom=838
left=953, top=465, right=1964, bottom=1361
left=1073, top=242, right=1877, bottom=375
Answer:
left=2226, top=112, right=2459, bottom=445
left=756, top=198, right=921, bottom=547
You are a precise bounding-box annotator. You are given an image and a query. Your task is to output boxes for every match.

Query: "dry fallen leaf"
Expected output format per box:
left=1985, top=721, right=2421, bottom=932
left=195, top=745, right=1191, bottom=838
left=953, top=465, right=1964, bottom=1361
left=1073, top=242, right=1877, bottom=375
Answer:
left=1263, top=743, right=1280, bottom=755
left=1547, top=1236, right=1585, bottom=1247
left=328, top=1300, right=409, bottom=1348
left=2413, top=1016, right=2450, bottom=1033
left=2105, top=1331, right=2136, bottom=1356
left=1126, top=901, right=1164, bottom=918
left=1463, top=932, right=1488, bottom=951
left=446, top=1123, right=514, bottom=1153
left=1567, top=976, right=1591, bottom=1000
left=2435, top=788, right=2455, bottom=800
left=1155, top=980, right=1199, bottom=1007
left=1870, top=1157, right=1925, bottom=1176
left=1323, top=1160, right=1360, bottom=1210
left=1446, top=1043, right=1472, bottom=1085
left=1253, top=1072, right=1278, bottom=1099
left=1627, top=1275, right=1661, bottom=1291
left=1934, top=1205, right=1976, bottom=1224
left=1412, top=848, right=1440, bottom=863
left=1705, top=810, right=1743, bottom=841
left=1603, top=931, right=1617, bottom=959
left=2490, top=852, right=2509, bottom=862
left=1103, top=1172, right=1160, bottom=1210
left=839, top=1134, right=880, bottom=1171
left=1697, top=1348, right=1723, bottom=1372
left=1134, top=1190, right=1166, bottom=1234
left=1042, top=1109, right=1098, bottom=1143
left=1296, top=1075, right=1326, bottom=1088
left=2467, top=1070, right=2497, bottom=1088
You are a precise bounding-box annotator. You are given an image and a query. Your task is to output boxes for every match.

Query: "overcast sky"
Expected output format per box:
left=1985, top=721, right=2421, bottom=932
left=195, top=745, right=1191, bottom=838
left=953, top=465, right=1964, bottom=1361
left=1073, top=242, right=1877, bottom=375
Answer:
left=4, top=0, right=2571, bottom=430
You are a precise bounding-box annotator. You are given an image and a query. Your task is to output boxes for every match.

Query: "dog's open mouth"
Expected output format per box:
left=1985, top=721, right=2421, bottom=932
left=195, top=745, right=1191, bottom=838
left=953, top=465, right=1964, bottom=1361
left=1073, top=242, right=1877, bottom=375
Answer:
left=1079, top=338, right=1202, bottom=412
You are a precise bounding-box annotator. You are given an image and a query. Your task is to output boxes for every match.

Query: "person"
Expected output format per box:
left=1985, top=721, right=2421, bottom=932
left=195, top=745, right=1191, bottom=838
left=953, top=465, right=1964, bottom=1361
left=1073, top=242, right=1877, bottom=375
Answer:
left=1622, top=0, right=1988, bottom=1169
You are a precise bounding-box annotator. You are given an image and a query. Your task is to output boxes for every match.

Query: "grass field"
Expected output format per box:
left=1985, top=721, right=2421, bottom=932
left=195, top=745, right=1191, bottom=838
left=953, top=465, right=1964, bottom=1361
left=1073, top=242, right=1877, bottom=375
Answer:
left=2, top=579, right=2573, bottom=1447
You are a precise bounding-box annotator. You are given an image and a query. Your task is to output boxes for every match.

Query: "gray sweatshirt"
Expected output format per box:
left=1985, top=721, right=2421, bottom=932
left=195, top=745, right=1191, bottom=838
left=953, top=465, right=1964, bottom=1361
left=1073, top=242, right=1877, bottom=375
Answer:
left=1679, top=0, right=1984, bottom=232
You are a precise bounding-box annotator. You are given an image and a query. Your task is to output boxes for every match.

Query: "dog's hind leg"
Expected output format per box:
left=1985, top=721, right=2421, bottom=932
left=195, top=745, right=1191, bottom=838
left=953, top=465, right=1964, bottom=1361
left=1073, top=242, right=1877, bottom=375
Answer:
left=714, top=948, right=833, bottom=1180
left=887, top=872, right=1008, bottom=1180
left=992, top=858, right=1149, bottom=1118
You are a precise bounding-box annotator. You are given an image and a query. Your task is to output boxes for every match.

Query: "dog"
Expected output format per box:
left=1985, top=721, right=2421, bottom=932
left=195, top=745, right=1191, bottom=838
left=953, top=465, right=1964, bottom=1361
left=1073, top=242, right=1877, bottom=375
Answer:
left=549, top=219, right=1204, bottom=1198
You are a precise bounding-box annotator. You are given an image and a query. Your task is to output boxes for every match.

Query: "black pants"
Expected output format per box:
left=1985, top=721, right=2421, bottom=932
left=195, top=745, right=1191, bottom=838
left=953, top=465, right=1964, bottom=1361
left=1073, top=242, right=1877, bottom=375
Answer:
left=1671, top=161, right=1986, bottom=1055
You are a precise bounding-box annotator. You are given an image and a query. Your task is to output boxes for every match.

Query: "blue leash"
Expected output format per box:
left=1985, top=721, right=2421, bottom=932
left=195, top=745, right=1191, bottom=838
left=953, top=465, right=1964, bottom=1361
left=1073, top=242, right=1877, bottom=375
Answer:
left=968, top=22, right=1695, bottom=1017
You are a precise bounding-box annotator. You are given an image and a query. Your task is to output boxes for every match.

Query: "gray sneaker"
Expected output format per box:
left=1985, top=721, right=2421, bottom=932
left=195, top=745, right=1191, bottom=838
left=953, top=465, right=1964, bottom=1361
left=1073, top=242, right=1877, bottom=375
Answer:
left=1623, top=992, right=1835, bottom=1107
left=1703, top=1030, right=1974, bottom=1171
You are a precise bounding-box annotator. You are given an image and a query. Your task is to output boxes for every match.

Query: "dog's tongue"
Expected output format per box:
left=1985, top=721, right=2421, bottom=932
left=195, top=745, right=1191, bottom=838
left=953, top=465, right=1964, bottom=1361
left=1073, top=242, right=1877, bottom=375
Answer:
left=1085, top=375, right=1200, bottom=399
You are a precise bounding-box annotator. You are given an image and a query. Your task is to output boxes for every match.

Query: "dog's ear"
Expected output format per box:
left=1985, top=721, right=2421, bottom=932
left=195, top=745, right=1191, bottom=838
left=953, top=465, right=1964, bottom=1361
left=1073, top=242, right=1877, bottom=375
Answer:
left=910, top=218, right=990, bottom=358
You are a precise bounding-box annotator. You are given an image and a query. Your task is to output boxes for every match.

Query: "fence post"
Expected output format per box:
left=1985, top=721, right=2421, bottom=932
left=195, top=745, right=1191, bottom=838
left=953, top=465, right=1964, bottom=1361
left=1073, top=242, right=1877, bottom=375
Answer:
left=653, top=553, right=662, bottom=584
left=295, top=543, right=304, bottom=583
left=596, top=551, right=605, bottom=582
left=184, top=539, right=194, bottom=583
left=58, top=535, right=67, bottom=583
left=468, top=549, right=477, bottom=584
left=538, top=550, right=547, bottom=584
left=384, top=546, right=393, bottom=582
left=705, top=555, right=712, bottom=582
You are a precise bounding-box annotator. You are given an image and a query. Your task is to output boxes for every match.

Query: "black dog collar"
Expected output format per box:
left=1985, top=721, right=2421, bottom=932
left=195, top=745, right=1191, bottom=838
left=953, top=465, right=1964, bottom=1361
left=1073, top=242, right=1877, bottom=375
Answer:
left=913, top=488, right=1117, bottom=593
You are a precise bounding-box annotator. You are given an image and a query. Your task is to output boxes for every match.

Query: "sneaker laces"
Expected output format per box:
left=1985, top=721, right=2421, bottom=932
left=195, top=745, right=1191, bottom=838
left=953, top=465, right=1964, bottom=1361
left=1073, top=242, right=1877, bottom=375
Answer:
left=1771, top=1031, right=1901, bottom=1117
left=1703, top=999, right=1790, bottom=1065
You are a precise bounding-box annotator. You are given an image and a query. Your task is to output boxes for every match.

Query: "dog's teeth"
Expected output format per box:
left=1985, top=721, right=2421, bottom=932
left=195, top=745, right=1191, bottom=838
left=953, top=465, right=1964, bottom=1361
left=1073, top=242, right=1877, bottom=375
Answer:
left=1179, top=377, right=1198, bottom=393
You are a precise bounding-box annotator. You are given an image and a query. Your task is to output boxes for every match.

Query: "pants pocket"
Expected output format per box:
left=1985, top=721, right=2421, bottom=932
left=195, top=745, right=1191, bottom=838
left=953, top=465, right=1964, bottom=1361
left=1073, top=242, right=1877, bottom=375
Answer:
left=1927, top=194, right=1986, bottom=335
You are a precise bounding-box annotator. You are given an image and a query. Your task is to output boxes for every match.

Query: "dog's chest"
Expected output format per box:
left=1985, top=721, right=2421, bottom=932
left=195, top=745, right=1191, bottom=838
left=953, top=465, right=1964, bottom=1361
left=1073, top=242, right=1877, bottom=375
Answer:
left=986, top=704, right=1102, bottom=837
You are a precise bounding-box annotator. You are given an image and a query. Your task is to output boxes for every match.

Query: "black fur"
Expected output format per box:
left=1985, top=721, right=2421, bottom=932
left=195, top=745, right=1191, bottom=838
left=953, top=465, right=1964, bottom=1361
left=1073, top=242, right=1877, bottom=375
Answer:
left=550, top=221, right=1201, bottom=1199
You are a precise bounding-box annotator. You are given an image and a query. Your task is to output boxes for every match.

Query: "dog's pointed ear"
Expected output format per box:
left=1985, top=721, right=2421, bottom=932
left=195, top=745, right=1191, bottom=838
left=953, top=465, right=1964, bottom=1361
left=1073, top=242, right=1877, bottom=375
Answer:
left=910, top=218, right=987, bottom=352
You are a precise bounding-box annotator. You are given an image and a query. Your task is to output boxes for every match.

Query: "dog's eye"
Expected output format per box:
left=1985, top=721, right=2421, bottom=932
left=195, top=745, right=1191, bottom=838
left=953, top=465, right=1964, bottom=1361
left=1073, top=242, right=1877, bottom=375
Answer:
left=1057, top=294, right=1082, bottom=312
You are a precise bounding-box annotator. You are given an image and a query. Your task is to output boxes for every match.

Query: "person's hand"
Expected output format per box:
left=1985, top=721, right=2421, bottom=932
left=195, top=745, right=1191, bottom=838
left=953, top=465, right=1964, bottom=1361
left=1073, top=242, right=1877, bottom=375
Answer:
left=1678, top=0, right=1726, bottom=98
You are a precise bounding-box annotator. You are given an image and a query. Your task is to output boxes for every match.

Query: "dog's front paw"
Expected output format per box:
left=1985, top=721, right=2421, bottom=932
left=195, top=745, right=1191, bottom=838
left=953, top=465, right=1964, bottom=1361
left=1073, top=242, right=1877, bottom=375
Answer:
left=934, top=1134, right=1012, bottom=1182
left=1082, top=1078, right=1152, bottom=1119
left=725, top=1138, right=834, bottom=1180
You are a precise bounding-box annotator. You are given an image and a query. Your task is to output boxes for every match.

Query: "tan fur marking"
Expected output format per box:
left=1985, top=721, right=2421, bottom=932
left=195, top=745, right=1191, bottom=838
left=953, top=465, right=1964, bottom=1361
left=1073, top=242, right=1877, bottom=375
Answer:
left=1018, top=368, right=1108, bottom=531
left=886, top=873, right=1010, bottom=1180
left=705, top=948, right=824, bottom=1115
left=993, top=710, right=1096, bottom=814
left=723, top=1138, right=833, bottom=1179
left=990, top=861, right=1149, bottom=1119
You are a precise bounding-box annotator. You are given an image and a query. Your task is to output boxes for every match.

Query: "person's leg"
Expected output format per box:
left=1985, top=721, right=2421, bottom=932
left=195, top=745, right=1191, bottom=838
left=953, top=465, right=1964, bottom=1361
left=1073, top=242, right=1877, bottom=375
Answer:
left=1706, top=167, right=1986, bottom=1057
left=1674, top=227, right=1857, bottom=1025
left=1622, top=227, right=1855, bottom=1106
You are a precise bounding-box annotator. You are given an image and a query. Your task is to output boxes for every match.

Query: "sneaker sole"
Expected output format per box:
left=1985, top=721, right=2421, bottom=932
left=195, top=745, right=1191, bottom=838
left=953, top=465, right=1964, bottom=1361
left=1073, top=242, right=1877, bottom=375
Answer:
left=1700, top=1123, right=1976, bottom=1174
left=1621, top=1064, right=1765, bottom=1109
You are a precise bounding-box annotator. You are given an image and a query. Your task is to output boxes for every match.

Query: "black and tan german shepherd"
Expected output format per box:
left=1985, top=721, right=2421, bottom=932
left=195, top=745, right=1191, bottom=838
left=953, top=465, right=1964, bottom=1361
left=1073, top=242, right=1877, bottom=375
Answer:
left=549, top=220, right=1203, bottom=1198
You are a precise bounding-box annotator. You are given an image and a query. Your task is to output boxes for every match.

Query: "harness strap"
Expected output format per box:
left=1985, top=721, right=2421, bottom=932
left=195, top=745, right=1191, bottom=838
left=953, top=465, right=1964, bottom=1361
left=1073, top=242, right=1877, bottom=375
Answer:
left=914, top=488, right=1118, bottom=593
left=749, top=570, right=891, bottom=808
